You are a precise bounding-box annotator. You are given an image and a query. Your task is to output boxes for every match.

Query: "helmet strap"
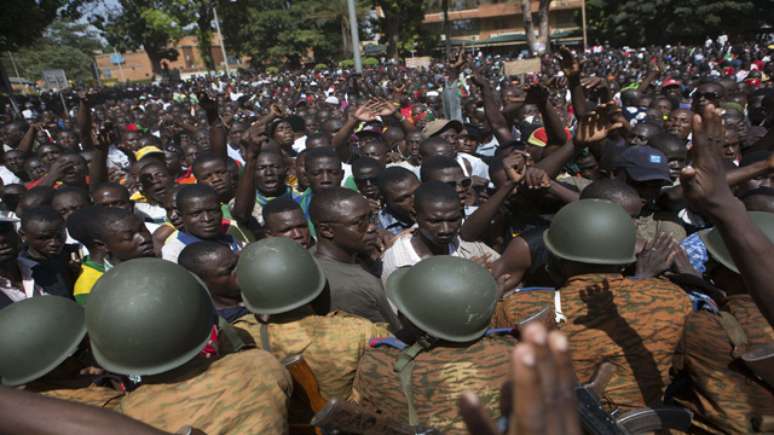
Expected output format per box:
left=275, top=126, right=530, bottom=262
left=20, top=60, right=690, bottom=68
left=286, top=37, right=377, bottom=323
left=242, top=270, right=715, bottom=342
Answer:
left=394, top=336, right=434, bottom=426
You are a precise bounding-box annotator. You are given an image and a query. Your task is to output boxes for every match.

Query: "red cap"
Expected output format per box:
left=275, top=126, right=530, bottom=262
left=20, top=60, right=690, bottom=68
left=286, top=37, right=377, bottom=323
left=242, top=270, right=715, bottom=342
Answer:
left=662, top=78, right=681, bottom=88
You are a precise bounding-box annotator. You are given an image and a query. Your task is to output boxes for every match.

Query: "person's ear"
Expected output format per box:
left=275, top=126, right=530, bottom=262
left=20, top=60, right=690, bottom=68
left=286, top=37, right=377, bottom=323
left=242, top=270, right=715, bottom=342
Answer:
left=92, top=237, right=108, bottom=254
left=317, top=222, right=334, bottom=240
left=18, top=229, right=26, bottom=244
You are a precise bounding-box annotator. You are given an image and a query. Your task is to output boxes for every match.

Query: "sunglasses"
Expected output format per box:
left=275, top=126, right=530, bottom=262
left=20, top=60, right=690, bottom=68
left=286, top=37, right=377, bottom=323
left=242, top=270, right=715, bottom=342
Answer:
left=694, top=91, right=720, bottom=101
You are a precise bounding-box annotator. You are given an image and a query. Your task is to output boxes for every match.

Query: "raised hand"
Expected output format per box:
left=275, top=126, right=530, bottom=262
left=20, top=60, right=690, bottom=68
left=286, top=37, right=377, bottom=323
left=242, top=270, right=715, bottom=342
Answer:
left=635, top=232, right=678, bottom=278
left=557, top=46, right=582, bottom=79
left=524, top=84, right=550, bottom=106
left=680, top=103, right=735, bottom=214
left=574, top=103, right=625, bottom=145
left=523, top=167, right=551, bottom=190
left=95, top=122, right=116, bottom=151
left=197, top=90, right=218, bottom=113
left=503, top=152, right=528, bottom=184
left=353, top=104, right=378, bottom=122
left=459, top=322, right=580, bottom=435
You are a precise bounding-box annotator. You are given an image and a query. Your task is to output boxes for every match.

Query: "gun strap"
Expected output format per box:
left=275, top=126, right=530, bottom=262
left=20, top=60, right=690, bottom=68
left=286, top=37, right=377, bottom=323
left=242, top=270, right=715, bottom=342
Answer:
left=217, top=316, right=249, bottom=354
left=394, top=337, right=433, bottom=427
left=717, top=311, right=749, bottom=358
left=260, top=322, right=272, bottom=352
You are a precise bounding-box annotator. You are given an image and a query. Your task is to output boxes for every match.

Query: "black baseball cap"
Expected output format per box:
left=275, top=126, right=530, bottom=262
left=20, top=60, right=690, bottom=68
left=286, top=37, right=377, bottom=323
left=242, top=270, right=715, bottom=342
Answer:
left=616, top=145, right=671, bottom=183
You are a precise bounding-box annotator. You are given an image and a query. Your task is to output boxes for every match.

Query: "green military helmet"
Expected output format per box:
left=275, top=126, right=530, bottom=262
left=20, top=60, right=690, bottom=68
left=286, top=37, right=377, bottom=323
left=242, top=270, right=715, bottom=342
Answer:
left=0, top=296, right=86, bottom=386
left=700, top=211, right=774, bottom=274
left=86, top=258, right=215, bottom=376
left=236, top=237, right=325, bottom=315
left=386, top=256, right=497, bottom=343
left=543, top=199, right=636, bottom=265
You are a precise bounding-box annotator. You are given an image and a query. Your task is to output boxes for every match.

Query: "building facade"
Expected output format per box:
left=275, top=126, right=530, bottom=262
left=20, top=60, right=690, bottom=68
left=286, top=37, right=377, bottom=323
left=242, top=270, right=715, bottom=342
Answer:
left=422, top=0, right=584, bottom=49
left=95, top=34, right=245, bottom=82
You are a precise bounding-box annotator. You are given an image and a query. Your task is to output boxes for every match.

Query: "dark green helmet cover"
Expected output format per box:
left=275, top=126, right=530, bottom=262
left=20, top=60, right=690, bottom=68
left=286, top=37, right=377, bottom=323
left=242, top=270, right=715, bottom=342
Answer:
left=236, top=237, right=325, bottom=315
left=0, top=296, right=86, bottom=386
left=386, top=255, right=497, bottom=343
left=86, top=258, right=214, bottom=376
left=543, top=199, right=636, bottom=265
left=701, top=211, right=774, bottom=274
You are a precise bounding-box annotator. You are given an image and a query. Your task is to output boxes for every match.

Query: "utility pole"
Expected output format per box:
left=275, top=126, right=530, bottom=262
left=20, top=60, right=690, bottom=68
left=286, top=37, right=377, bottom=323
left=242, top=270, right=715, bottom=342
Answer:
left=212, top=5, right=231, bottom=76
left=347, top=0, right=362, bottom=73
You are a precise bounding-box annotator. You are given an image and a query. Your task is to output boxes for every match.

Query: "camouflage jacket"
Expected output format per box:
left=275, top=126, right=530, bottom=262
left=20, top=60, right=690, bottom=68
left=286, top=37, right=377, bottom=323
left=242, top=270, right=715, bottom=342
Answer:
left=673, top=294, right=774, bottom=434
left=232, top=310, right=390, bottom=400
left=119, top=349, right=292, bottom=435
left=29, top=382, right=123, bottom=411
left=351, top=334, right=516, bottom=434
left=493, top=274, right=692, bottom=411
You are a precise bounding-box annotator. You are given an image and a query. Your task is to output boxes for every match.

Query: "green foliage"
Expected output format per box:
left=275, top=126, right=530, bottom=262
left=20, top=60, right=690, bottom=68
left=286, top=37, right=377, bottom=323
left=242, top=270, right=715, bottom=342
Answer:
left=338, top=57, right=380, bottom=68
left=3, top=19, right=104, bottom=83
left=218, top=0, right=328, bottom=67
left=314, top=63, right=328, bottom=70
left=0, top=0, right=83, bottom=52
left=374, top=0, right=426, bottom=58
left=91, top=0, right=194, bottom=74
left=266, top=66, right=280, bottom=75
left=587, top=0, right=772, bottom=46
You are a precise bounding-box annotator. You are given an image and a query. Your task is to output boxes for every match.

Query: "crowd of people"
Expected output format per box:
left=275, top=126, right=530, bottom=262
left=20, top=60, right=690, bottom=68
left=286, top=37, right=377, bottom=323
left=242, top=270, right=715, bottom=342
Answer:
left=1, top=37, right=774, bottom=434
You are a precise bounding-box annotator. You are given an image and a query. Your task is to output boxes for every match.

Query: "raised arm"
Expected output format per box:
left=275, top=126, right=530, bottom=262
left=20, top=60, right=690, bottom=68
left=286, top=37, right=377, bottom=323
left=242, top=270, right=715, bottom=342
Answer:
left=470, top=73, right=514, bottom=146
left=231, top=123, right=264, bottom=225
left=526, top=84, right=567, bottom=148
left=681, top=104, right=774, bottom=326
left=88, top=123, right=114, bottom=190
left=17, top=123, right=37, bottom=155
left=198, top=91, right=227, bottom=160
left=77, top=89, right=96, bottom=150
left=331, top=102, right=378, bottom=163
left=558, top=46, right=589, bottom=119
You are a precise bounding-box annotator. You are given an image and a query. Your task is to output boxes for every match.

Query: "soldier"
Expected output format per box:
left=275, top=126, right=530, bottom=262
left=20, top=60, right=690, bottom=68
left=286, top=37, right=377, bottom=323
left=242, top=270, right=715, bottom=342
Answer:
left=233, top=237, right=389, bottom=400
left=0, top=296, right=122, bottom=409
left=672, top=211, right=774, bottom=433
left=85, top=258, right=292, bottom=434
left=493, top=199, right=692, bottom=412
left=352, top=256, right=515, bottom=433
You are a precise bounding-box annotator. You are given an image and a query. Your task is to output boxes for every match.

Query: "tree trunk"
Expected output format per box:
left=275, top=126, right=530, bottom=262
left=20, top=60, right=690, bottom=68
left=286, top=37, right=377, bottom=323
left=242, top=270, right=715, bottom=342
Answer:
left=522, top=0, right=551, bottom=56
left=146, top=49, right=164, bottom=78
left=538, top=0, right=551, bottom=54
left=341, top=18, right=350, bottom=56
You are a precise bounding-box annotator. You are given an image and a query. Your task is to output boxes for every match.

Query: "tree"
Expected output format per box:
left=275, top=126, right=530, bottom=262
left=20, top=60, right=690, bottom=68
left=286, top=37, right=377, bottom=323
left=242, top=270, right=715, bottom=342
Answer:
left=374, top=0, right=426, bottom=59
left=218, top=0, right=339, bottom=67
left=307, top=0, right=369, bottom=57
left=522, top=0, right=552, bottom=56
left=586, top=0, right=767, bottom=46
left=91, top=0, right=194, bottom=77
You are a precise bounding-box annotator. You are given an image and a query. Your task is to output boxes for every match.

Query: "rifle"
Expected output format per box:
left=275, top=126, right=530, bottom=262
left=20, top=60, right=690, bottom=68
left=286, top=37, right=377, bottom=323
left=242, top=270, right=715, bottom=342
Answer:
left=282, top=354, right=325, bottom=435
left=311, top=398, right=440, bottom=435
left=576, top=362, right=693, bottom=435
left=742, top=342, right=774, bottom=390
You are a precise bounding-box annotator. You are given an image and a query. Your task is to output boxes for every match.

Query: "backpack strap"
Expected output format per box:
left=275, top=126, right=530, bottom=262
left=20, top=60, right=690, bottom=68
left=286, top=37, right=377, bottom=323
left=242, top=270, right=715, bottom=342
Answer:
left=717, top=311, right=749, bottom=358
left=259, top=322, right=272, bottom=352
left=393, top=336, right=434, bottom=427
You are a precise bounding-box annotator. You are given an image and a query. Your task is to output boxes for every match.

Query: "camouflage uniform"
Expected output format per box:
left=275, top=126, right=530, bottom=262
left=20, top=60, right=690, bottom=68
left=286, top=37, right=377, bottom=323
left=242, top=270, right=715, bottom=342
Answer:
left=232, top=310, right=390, bottom=400
left=119, top=349, right=292, bottom=435
left=351, top=334, right=516, bottom=434
left=28, top=382, right=123, bottom=411
left=673, top=294, right=774, bottom=434
left=493, top=274, right=692, bottom=411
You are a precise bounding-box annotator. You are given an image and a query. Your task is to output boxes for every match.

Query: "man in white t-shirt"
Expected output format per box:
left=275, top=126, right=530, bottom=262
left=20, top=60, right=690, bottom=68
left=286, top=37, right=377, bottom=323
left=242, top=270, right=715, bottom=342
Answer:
left=381, top=181, right=499, bottom=284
